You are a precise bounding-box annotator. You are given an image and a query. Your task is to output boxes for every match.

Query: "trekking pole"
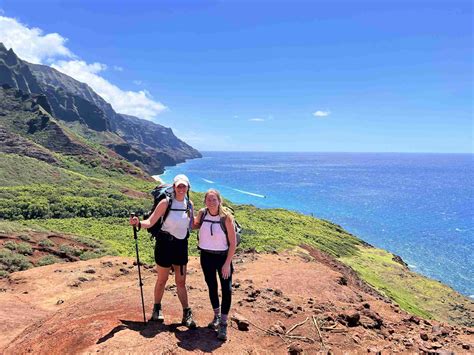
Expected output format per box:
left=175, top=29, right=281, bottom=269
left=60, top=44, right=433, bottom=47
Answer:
left=131, top=213, right=147, bottom=324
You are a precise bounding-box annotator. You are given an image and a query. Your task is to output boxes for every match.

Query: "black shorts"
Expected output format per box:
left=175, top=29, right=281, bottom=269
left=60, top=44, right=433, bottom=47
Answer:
left=154, top=231, right=189, bottom=268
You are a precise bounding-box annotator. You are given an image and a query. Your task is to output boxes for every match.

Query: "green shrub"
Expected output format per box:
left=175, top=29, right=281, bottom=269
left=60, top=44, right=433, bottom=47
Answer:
left=0, top=270, right=9, bottom=278
left=16, top=242, right=34, bottom=255
left=4, top=241, right=34, bottom=255
left=59, top=244, right=82, bottom=257
left=79, top=250, right=103, bottom=260
left=37, top=255, right=61, bottom=266
left=19, top=235, right=31, bottom=242
left=0, top=249, right=32, bottom=272
left=39, top=239, right=54, bottom=248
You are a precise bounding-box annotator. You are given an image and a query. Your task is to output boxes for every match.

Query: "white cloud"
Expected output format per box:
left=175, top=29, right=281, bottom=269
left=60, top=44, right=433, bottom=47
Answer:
left=52, top=60, right=166, bottom=119
left=0, top=16, right=73, bottom=63
left=249, top=118, right=265, bottom=122
left=0, top=15, right=166, bottom=120
left=133, top=80, right=143, bottom=85
left=113, top=65, right=123, bottom=72
left=313, top=110, right=331, bottom=117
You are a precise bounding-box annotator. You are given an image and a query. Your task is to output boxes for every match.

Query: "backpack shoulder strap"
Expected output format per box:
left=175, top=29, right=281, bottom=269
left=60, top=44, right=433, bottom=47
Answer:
left=220, top=215, right=228, bottom=236
left=199, top=208, right=207, bottom=226
left=161, top=196, right=173, bottom=223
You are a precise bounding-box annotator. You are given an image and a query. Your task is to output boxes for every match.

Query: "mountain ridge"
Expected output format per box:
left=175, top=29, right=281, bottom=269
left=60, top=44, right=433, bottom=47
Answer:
left=0, top=43, right=201, bottom=174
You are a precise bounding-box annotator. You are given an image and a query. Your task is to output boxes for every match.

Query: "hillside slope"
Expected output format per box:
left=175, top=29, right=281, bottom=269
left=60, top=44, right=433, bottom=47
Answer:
left=0, top=251, right=472, bottom=354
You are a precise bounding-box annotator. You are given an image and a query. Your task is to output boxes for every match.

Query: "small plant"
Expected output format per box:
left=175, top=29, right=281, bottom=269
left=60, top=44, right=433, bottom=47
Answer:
left=3, top=241, right=33, bottom=255
left=39, top=239, right=54, bottom=248
left=59, top=244, right=82, bottom=257
left=19, top=235, right=31, bottom=242
left=0, top=249, right=32, bottom=272
left=0, top=270, right=9, bottom=278
left=37, top=255, right=61, bottom=266
left=16, top=242, right=34, bottom=255
left=79, top=250, right=102, bottom=260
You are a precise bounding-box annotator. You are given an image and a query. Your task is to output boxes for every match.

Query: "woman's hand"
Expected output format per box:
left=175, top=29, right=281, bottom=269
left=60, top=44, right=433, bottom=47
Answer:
left=130, top=216, right=140, bottom=227
left=221, top=262, right=231, bottom=279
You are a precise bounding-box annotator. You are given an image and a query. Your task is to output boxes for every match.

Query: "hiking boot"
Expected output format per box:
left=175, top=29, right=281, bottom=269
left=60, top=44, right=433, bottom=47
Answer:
left=217, top=322, right=228, bottom=341
left=151, top=304, right=164, bottom=322
left=182, top=307, right=197, bottom=329
left=207, top=314, right=221, bottom=330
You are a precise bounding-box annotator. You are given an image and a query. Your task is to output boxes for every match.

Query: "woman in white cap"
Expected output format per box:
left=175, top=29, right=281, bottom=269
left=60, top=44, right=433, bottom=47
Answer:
left=130, top=174, right=196, bottom=328
left=195, top=189, right=237, bottom=341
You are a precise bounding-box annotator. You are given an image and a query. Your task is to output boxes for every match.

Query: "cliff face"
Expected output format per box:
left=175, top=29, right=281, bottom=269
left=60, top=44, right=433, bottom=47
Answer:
left=0, top=43, right=201, bottom=174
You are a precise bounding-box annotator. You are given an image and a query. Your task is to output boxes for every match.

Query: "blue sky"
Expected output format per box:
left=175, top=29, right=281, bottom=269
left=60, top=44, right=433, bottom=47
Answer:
left=0, top=0, right=472, bottom=152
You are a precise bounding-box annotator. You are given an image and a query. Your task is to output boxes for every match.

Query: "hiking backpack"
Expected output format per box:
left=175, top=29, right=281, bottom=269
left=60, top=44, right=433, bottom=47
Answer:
left=198, top=207, right=242, bottom=248
left=145, top=184, right=193, bottom=238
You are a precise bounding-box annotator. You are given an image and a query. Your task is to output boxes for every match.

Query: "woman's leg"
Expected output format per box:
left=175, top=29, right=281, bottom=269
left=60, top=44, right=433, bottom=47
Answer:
left=154, top=265, right=170, bottom=303
left=173, top=264, right=188, bottom=308
left=200, top=252, right=220, bottom=310
left=217, top=261, right=232, bottom=315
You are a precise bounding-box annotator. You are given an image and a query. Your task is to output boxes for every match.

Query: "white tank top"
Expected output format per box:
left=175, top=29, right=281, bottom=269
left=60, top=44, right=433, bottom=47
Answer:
left=199, top=212, right=228, bottom=251
left=161, top=199, right=190, bottom=239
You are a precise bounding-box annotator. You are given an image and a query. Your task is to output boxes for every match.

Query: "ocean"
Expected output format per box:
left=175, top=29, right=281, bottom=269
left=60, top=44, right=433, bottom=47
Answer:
left=158, top=152, right=474, bottom=297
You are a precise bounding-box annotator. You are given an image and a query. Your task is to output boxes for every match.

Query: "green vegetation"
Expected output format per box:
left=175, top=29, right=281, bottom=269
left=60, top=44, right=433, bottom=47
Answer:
left=37, top=255, right=61, bottom=266
left=39, top=239, right=54, bottom=248
left=0, top=249, right=33, bottom=273
left=4, top=241, right=33, bottom=255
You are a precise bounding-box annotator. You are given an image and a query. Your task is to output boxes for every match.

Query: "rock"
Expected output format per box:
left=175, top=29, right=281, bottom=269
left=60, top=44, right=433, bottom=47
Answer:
left=430, top=342, right=443, bottom=349
left=78, top=277, right=88, bottom=282
left=420, top=332, right=429, bottom=341
left=462, top=344, right=470, bottom=350
left=232, top=282, right=241, bottom=289
left=273, top=289, right=283, bottom=297
left=119, top=268, right=129, bottom=275
left=102, top=261, right=113, bottom=267
left=367, top=347, right=381, bottom=354
left=432, top=325, right=449, bottom=336
left=435, top=351, right=454, bottom=355
left=231, top=313, right=250, bottom=331
left=84, top=269, right=96, bottom=274
left=287, top=343, right=303, bottom=354
left=56, top=299, right=64, bottom=305
left=339, top=312, right=360, bottom=327
left=363, top=302, right=370, bottom=309
left=360, top=309, right=383, bottom=329
left=406, top=315, right=421, bottom=325
left=337, top=276, right=348, bottom=285
left=402, top=338, right=414, bottom=347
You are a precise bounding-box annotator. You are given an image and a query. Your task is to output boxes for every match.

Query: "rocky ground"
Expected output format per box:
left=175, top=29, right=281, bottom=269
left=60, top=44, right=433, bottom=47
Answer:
left=0, top=242, right=472, bottom=354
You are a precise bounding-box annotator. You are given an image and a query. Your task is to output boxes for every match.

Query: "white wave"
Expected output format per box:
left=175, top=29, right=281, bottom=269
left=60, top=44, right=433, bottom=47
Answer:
left=455, top=228, right=462, bottom=232
left=408, top=264, right=417, bottom=269
left=232, top=188, right=266, bottom=198
left=202, top=178, right=215, bottom=184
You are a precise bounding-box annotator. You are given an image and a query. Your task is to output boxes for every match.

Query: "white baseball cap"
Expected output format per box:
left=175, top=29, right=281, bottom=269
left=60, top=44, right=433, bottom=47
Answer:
left=173, top=174, right=190, bottom=187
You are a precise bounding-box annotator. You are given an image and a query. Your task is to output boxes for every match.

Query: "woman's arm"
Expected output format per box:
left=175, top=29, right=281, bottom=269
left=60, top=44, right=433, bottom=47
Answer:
left=222, top=214, right=236, bottom=279
left=130, top=199, right=169, bottom=229
left=192, top=208, right=203, bottom=230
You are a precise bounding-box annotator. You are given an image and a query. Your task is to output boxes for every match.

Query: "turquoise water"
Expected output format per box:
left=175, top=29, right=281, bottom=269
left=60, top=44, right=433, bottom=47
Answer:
left=159, top=152, right=474, bottom=297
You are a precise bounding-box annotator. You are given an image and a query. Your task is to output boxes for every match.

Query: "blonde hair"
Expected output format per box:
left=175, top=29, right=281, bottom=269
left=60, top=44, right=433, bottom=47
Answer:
left=204, top=189, right=230, bottom=217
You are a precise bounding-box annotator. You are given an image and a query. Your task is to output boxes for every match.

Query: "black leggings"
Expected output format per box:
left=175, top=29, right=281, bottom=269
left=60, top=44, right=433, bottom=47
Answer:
left=200, top=250, right=233, bottom=315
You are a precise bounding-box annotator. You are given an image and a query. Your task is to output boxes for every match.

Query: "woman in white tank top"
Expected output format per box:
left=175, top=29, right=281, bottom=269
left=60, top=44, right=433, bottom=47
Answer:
left=196, top=189, right=237, bottom=341
left=130, top=174, right=196, bottom=328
